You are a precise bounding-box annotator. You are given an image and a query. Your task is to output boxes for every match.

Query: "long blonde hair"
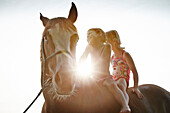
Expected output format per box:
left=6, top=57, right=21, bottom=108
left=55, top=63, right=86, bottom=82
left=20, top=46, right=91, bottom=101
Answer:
left=106, top=30, right=125, bottom=49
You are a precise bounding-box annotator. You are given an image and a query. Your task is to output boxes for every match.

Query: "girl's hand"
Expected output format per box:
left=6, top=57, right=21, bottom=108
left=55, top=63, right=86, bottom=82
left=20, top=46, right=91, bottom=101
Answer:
left=132, top=87, right=143, bottom=99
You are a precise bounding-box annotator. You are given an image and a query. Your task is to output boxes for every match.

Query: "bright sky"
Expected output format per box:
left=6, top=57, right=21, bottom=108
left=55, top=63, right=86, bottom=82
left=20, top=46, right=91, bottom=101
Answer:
left=0, top=0, right=170, bottom=113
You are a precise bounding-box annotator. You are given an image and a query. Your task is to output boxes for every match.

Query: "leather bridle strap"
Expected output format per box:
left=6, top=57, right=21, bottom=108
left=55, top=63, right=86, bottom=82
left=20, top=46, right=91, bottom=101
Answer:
left=41, top=37, right=73, bottom=89
left=23, top=37, right=72, bottom=113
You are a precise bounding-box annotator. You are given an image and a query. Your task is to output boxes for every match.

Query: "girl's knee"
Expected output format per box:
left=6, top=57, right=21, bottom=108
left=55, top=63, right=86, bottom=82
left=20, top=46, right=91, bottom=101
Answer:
left=103, top=79, right=117, bottom=87
left=117, top=79, right=127, bottom=90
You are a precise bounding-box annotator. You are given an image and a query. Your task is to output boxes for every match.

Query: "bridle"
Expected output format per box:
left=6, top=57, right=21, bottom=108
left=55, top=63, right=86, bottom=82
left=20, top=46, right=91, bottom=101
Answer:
left=41, top=37, right=73, bottom=89
left=23, top=36, right=73, bottom=113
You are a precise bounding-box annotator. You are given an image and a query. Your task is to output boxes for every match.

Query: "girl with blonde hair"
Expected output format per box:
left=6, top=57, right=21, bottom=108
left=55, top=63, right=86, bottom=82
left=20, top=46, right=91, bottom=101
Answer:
left=106, top=30, right=143, bottom=112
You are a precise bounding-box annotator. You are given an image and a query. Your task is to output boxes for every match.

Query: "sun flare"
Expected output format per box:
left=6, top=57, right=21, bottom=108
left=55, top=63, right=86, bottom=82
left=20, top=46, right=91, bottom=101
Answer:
left=76, top=57, right=93, bottom=79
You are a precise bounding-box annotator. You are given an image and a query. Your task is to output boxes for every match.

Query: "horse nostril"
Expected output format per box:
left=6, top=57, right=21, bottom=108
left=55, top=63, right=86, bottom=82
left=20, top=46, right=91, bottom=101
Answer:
left=55, top=73, right=61, bottom=84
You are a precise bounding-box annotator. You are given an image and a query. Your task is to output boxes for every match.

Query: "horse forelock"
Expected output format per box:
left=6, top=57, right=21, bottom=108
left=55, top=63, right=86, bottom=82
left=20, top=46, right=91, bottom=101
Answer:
left=42, top=17, right=77, bottom=37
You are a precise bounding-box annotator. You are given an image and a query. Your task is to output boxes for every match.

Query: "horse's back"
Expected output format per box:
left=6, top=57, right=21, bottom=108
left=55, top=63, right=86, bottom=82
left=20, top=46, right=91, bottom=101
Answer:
left=128, top=84, right=170, bottom=113
left=42, top=84, right=170, bottom=113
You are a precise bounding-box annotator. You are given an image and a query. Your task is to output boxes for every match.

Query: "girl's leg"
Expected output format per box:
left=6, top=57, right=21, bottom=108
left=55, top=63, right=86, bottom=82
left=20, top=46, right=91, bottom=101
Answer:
left=103, top=78, right=131, bottom=113
left=116, top=78, right=129, bottom=104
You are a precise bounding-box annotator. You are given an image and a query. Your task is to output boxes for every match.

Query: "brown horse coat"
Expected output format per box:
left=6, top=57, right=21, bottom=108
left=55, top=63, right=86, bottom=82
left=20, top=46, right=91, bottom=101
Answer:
left=42, top=83, right=170, bottom=113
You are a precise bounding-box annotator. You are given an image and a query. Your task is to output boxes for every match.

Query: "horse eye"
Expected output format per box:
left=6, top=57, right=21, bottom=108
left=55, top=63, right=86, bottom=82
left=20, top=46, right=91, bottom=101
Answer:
left=44, top=36, right=48, bottom=41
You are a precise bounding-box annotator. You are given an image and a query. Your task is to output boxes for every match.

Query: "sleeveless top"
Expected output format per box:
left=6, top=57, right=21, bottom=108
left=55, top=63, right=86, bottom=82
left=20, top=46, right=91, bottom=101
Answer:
left=111, top=50, right=130, bottom=87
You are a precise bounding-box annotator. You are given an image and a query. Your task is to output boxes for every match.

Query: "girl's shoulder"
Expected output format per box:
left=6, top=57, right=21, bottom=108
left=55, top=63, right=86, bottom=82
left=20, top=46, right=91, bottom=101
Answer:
left=123, top=50, right=133, bottom=61
left=123, top=50, right=130, bottom=56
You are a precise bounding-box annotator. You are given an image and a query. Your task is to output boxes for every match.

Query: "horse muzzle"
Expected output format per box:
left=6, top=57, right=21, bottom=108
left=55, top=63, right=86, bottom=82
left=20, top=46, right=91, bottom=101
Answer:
left=54, top=64, right=76, bottom=95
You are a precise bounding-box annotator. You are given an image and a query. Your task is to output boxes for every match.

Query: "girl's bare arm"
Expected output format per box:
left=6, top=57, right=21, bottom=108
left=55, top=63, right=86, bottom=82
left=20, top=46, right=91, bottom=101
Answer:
left=123, top=52, right=143, bottom=98
left=79, top=45, right=92, bottom=62
left=123, top=52, right=138, bottom=88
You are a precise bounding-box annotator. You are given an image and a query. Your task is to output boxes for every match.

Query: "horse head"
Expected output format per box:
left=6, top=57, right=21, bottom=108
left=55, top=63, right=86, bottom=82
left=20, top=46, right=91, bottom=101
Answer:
left=40, top=2, right=79, bottom=101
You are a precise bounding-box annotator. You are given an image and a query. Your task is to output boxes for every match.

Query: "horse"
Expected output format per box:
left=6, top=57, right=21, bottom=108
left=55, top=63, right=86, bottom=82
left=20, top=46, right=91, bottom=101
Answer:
left=40, top=3, right=170, bottom=113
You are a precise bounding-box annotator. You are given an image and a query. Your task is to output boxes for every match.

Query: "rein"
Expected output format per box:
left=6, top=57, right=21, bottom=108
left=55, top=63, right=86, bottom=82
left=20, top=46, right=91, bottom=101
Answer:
left=23, top=37, right=72, bottom=113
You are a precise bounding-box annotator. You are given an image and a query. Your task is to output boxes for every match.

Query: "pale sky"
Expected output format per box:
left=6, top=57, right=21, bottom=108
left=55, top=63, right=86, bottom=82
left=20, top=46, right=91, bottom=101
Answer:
left=0, top=0, right=170, bottom=113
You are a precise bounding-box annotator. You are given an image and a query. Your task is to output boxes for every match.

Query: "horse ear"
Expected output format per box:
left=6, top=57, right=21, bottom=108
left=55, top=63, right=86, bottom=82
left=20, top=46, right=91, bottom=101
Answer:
left=68, top=2, right=78, bottom=23
left=40, top=13, right=49, bottom=27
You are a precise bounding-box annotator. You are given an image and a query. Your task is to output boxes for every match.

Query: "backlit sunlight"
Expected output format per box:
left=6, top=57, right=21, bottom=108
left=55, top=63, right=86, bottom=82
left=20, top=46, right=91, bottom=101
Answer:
left=76, top=57, right=93, bottom=80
